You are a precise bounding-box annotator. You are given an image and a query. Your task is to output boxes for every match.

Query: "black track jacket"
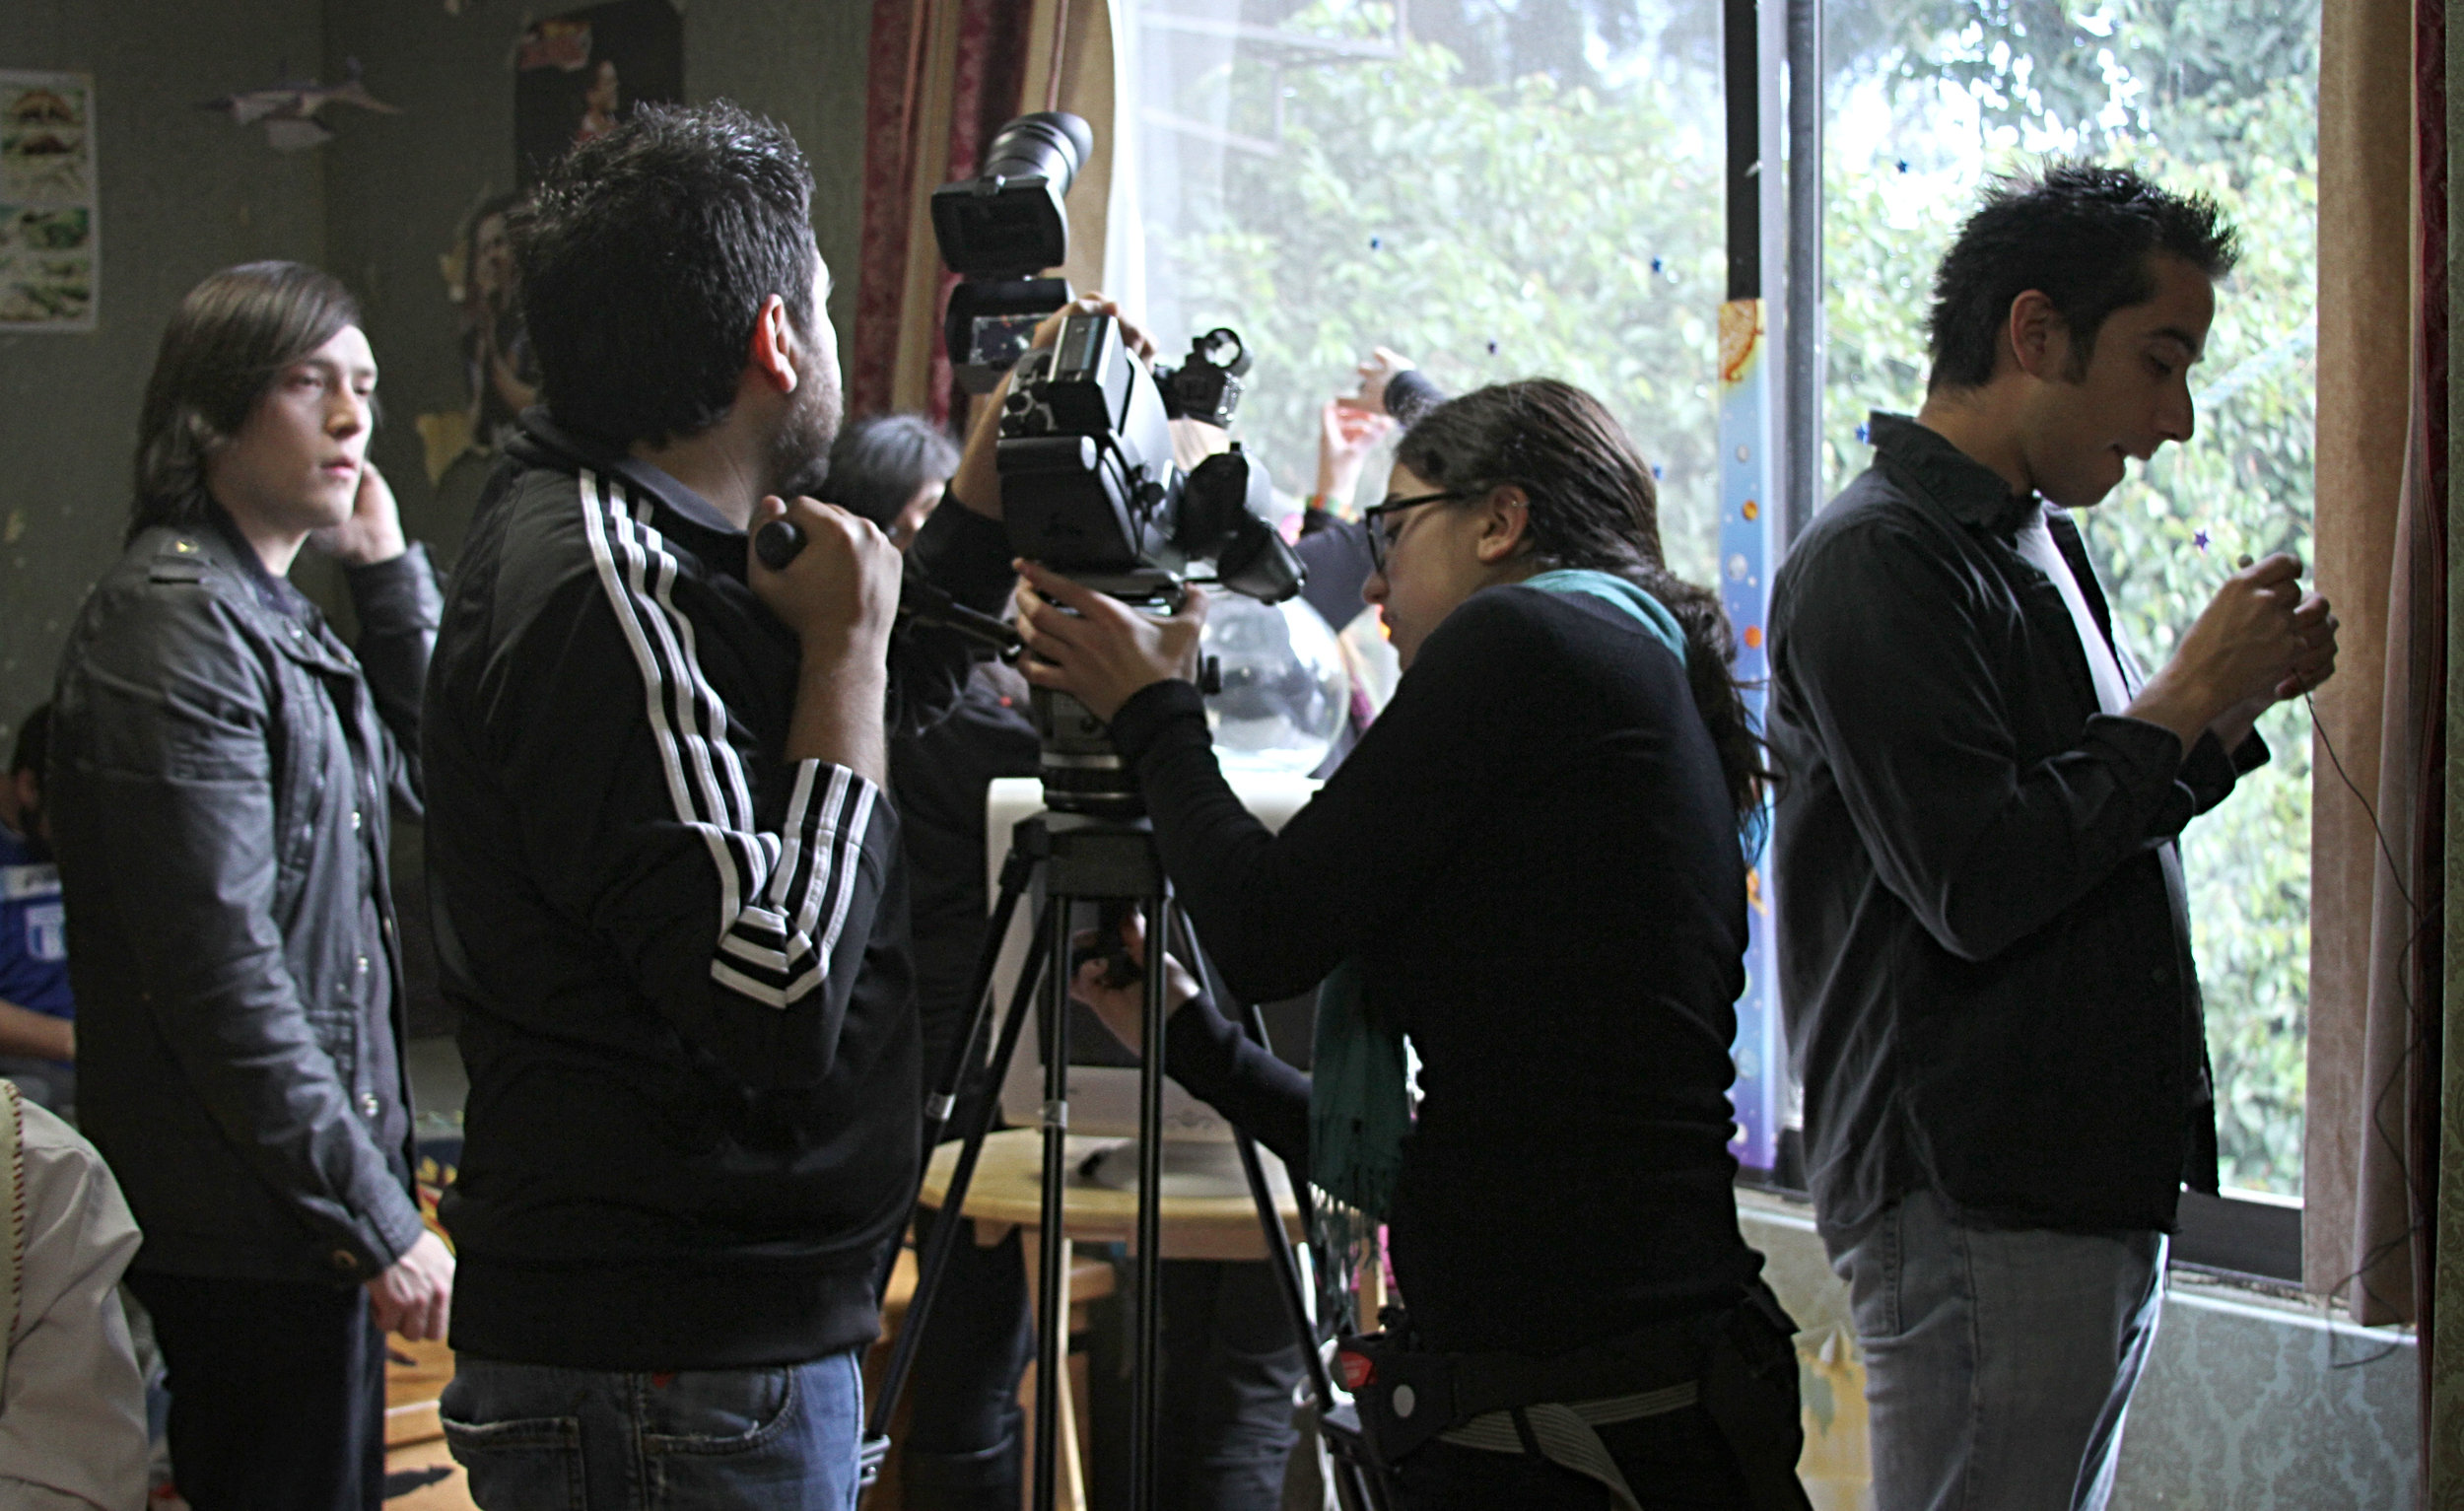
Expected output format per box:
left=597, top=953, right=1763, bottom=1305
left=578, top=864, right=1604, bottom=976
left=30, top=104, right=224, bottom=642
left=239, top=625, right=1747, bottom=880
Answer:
left=424, top=413, right=1013, bottom=1370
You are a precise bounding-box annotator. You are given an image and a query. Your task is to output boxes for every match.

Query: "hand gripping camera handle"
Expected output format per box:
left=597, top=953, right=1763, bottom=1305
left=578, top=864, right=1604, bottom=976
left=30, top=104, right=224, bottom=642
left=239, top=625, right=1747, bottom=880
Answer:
left=752, top=518, right=1027, bottom=662
left=753, top=518, right=806, bottom=570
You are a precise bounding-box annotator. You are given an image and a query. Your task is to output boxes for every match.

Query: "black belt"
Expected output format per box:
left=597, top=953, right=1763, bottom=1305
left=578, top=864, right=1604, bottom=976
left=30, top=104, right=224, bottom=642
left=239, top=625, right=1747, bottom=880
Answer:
left=1329, top=1283, right=1813, bottom=1511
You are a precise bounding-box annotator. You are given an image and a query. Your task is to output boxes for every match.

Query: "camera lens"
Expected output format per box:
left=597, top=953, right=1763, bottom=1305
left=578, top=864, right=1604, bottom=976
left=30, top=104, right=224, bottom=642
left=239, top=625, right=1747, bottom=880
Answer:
left=979, top=112, right=1093, bottom=198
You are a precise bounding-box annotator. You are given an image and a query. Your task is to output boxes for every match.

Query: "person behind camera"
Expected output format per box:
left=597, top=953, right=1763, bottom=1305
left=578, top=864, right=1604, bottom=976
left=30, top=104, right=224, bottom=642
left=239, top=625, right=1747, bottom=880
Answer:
left=1766, top=164, right=2339, bottom=1511
left=1016, top=378, right=1811, bottom=1510
left=47, top=260, right=453, bottom=1511
left=824, top=412, right=962, bottom=553
left=421, top=103, right=1016, bottom=1506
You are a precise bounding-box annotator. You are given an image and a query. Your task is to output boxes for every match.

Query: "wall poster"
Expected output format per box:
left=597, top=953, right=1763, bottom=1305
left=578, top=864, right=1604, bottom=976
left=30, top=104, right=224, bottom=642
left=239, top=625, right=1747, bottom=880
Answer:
left=0, top=71, right=98, bottom=332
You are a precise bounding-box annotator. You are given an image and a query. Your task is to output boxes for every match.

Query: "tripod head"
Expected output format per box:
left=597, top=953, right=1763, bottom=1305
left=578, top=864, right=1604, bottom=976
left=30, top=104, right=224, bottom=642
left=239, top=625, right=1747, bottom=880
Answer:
left=1024, top=568, right=1222, bottom=819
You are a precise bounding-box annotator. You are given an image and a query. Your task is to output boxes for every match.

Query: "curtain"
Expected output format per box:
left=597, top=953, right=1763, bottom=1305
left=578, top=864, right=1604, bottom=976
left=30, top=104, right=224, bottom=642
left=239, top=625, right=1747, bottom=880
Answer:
left=2353, top=0, right=2451, bottom=1342
left=2429, top=0, right=2464, bottom=1495
left=2319, top=0, right=2450, bottom=1499
left=849, top=0, right=1120, bottom=427
left=849, top=0, right=1039, bottom=425
left=2310, top=0, right=2428, bottom=1315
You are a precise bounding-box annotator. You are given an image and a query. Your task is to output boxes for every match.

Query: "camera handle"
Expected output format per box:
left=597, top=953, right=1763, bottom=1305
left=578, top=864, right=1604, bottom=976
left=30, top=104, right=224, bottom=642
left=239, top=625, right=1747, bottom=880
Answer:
left=753, top=518, right=1027, bottom=661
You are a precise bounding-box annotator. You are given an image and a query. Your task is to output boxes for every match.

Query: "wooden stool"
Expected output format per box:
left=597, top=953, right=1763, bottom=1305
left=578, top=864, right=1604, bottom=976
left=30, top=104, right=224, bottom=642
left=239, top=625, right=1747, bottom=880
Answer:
left=917, top=1129, right=1303, bottom=1511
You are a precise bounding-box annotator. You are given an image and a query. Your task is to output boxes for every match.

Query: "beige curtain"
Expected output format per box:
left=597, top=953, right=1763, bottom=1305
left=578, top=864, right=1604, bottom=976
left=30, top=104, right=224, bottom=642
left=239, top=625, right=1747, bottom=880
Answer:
left=2308, top=0, right=2423, bottom=1313
left=1022, top=0, right=1122, bottom=305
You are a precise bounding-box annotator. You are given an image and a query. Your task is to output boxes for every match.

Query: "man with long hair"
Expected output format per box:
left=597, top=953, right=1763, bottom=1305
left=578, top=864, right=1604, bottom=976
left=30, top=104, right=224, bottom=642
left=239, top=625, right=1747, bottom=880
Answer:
left=1769, top=164, right=2340, bottom=1510
left=47, top=260, right=452, bottom=1511
left=422, top=103, right=1015, bottom=1503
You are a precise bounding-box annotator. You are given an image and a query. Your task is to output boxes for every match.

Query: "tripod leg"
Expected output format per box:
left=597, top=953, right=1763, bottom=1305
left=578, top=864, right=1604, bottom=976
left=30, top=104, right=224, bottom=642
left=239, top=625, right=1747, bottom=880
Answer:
left=1032, top=896, right=1074, bottom=1511
left=1129, top=891, right=1174, bottom=1511
left=919, top=842, right=1039, bottom=1158
left=863, top=897, right=1055, bottom=1447
left=1173, top=912, right=1389, bottom=1511
left=871, top=843, right=1039, bottom=1313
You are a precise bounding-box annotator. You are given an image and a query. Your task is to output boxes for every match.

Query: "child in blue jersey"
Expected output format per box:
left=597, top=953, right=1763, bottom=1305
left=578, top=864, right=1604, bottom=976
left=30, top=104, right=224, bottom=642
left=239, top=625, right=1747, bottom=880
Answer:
left=0, top=706, right=75, bottom=1115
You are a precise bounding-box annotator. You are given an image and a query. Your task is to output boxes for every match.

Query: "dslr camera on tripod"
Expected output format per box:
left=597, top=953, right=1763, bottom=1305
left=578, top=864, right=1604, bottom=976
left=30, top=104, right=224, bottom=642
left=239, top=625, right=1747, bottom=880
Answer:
left=932, top=110, right=1307, bottom=813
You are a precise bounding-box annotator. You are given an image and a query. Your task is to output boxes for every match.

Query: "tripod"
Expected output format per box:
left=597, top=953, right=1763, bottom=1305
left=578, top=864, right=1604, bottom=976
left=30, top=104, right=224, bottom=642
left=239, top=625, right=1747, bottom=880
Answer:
left=864, top=809, right=1386, bottom=1511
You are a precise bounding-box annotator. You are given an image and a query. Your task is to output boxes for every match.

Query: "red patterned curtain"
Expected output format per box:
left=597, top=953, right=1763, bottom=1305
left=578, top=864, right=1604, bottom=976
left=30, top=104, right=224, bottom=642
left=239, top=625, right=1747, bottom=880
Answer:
left=850, top=0, right=1036, bottom=426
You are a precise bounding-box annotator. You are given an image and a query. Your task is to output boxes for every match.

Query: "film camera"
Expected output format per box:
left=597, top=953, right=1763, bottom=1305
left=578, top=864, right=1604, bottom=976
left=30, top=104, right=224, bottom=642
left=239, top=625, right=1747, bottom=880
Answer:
left=935, top=112, right=1305, bottom=813
left=933, top=109, right=1298, bottom=599
left=755, top=110, right=1306, bottom=815
left=931, top=110, right=1090, bottom=394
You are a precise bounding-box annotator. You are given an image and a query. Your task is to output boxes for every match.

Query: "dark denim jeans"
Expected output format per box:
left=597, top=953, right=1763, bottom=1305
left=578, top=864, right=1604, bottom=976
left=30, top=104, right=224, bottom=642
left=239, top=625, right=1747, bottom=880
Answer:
left=442, top=1347, right=864, bottom=1510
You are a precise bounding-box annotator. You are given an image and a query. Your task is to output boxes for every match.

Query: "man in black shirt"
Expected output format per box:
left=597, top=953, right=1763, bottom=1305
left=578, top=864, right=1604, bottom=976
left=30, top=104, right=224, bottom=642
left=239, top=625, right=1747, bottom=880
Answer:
left=1769, top=165, right=2338, bottom=1510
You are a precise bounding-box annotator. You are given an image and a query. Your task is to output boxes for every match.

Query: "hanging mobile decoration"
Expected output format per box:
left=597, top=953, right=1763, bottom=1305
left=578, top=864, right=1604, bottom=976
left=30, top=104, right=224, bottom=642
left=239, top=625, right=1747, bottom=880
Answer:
left=196, top=57, right=400, bottom=152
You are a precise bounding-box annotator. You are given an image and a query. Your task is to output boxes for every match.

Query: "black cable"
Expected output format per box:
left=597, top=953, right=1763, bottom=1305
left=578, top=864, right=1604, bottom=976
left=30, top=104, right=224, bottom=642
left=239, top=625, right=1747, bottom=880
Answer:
left=2305, top=691, right=2438, bottom=1367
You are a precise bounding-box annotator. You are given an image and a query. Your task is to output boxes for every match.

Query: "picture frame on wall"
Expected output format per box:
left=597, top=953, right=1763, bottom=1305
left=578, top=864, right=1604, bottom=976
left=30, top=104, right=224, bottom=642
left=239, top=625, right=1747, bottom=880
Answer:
left=0, top=70, right=99, bottom=333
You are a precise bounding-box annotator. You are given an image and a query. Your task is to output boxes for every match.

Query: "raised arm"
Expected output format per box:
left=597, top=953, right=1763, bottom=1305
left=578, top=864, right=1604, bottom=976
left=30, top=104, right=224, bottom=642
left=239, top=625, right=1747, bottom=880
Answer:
left=1773, top=517, right=2229, bottom=963
left=1018, top=567, right=1533, bottom=1004
left=512, top=474, right=904, bottom=1091
left=319, top=461, right=441, bottom=812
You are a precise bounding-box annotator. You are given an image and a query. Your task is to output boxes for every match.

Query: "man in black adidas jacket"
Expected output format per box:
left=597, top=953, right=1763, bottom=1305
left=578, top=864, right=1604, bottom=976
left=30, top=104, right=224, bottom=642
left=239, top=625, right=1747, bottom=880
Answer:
left=423, top=103, right=1014, bottom=1503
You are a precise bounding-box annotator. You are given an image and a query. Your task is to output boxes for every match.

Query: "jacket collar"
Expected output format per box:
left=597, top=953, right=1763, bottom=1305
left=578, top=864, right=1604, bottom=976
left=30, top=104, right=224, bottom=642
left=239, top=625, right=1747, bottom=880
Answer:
left=197, top=498, right=318, bottom=626
left=1866, top=411, right=2042, bottom=538
left=141, top=505, right=362, bottom=676
left=509, top=407, right=743, bottom=538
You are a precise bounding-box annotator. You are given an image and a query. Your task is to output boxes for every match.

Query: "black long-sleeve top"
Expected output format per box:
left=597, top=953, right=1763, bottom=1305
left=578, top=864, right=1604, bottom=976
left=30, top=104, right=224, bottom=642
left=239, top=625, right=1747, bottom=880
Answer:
left=1768, top=413, right=2261, bottom=1241
left=1110, top=583, right=1764, bottom=1356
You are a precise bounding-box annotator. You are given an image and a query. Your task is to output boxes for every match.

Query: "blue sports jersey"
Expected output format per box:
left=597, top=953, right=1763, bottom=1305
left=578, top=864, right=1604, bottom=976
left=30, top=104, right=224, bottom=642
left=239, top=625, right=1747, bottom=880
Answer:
left=0, top=824, right=72, bottom=1022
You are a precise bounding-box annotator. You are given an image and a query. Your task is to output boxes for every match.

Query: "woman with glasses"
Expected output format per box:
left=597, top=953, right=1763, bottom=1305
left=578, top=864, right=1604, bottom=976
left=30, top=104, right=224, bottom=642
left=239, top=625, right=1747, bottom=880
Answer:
left=1011, top=378, right=1805, bottom=1510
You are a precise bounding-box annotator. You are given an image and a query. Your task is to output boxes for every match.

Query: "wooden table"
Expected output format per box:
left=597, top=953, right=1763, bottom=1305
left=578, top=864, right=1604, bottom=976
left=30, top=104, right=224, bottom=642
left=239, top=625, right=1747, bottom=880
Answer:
left=918, top=1129, right=1305, bottom=1510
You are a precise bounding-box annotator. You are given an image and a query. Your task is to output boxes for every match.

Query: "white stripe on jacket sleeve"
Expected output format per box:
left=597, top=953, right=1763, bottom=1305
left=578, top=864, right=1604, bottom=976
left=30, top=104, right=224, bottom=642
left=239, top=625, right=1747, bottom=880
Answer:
left=578, top=468, right=879, bottom=1009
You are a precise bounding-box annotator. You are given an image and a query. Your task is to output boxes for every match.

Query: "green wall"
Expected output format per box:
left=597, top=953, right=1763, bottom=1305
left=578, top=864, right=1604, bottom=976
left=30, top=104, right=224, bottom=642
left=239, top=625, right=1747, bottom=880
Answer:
left=0, top=0, right=329, bottom=748
left=0, top=0, right=876, bottom=743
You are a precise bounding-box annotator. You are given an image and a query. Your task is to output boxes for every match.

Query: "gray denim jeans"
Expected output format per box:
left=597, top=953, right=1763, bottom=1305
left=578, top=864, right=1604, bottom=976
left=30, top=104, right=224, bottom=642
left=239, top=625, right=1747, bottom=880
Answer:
left=1827, top=1188, right=2165, bottom=1511
left=442, top=1347, right=864, bottom=1510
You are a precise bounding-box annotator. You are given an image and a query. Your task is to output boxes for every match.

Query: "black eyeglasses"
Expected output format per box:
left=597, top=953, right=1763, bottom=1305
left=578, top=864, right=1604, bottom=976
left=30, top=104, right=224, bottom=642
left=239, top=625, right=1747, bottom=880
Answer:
left=1361, top=489, right=1467, bottom=572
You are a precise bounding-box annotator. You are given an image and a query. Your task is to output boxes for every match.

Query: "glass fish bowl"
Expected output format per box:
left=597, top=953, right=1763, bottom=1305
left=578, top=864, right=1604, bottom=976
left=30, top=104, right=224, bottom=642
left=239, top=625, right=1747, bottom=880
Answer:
left=1200, top=592, right=1351, bottom=777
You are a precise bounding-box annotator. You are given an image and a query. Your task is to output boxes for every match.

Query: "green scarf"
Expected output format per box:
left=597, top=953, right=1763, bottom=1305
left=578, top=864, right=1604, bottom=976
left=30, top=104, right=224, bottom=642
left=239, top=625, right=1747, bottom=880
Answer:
left=1308, top=957, right=1407, bottom=1226
left=1526, top=569, right=1768, bottom=865
left=1307, top=571, right=1694, bottom=1227
left=1520, top=568, right=1687, bottom=657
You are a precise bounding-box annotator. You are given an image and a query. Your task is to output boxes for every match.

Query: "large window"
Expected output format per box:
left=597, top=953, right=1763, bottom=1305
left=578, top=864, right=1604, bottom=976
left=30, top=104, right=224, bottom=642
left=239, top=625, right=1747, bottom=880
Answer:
left=1123, top=0, right=2321, bottom=1206
left=1820, top=0, right=2321, bottom=1198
